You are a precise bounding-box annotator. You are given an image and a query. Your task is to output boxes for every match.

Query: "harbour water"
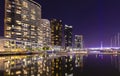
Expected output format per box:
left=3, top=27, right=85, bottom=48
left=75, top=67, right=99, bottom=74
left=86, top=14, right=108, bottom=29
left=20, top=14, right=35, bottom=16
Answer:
left=0, top=53, right=120, bottom=76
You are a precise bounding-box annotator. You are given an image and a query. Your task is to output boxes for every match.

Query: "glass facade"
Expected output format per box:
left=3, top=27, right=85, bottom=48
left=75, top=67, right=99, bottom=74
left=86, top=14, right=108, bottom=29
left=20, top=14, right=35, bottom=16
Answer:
left=38, top=19, right=51, bottom=47
left=4, top=0, right=41, bottom=43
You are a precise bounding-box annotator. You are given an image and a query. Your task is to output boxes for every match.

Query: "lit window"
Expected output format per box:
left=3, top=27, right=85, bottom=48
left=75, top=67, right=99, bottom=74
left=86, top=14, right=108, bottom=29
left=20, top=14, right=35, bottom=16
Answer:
left=17, top=6, right=22, bottom=9
left=22, top=1, right=28, bottom=8
left=16, top=20, right=21, bottom=25
left=23, top=23, right=29, bottom=27
left=16, top=26, right=21, bottom=30
left=23, top=32, right=28, bottom=35
left=56, top=26, right=58, bottom=30
left=31, top=14, right=35, bottom=20
left=6, top=10, right=11, bottom=12
left=23, top=28, right=27, bottom=31
left=16, top=10, right=21, bottom=14
left=5, top=35, right=11, bottom=38
left=16, top=38, right=21, bottom=40
left=6, top=27, right=11, bottom=30
left=31, top=25, right=35, bottom=28
left=7, top=4, right=11, bottom=9
left=11, top=32, right=15, bottom=34
left=31, top=9, right=35, bottom=14
left=31, top=36, right=35, bottom=38
left=7, top=18, right=11, bottom=22
left=4, top=40, right=10, bottom=47
left=15, top=0, right=21, bottom=5
left=22, top=15, right=28, bottom=21
left=16, top=32, right=21, bottom=35
left=31, top=28, right=35, bottom=31
left=5, top=32, right=11, bottom=38
left=12, top=25, right=14, bottom=28
left=11, top=5, right=15, bottom=8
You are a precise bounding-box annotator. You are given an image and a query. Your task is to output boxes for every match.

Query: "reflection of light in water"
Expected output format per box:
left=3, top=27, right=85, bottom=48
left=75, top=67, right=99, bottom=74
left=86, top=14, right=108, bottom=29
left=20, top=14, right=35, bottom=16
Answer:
left=113, top=54, right=118, bottom=56
left=95, top=54, right=98, bottom=58
left=65, top=73, right=67, bottom=76
left=0, top=54, right=86, bottom=76
left=70, top=55, right=73, bottom=59
left=68, top=73, right=73, bottom=76
left=99, top=54, right=103, bottom=59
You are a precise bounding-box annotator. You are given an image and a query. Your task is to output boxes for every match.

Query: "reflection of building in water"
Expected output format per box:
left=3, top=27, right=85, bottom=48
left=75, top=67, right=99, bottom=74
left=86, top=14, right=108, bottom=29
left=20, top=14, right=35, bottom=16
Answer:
left=111, top=55, right=120, bottom=72
left=51, top=57, right=62, bottom=76
left=0, top=55, right=52, bottom=76
left=74, top=55, right=84, bottom=68
left=0, top=54, right=85, bottom=76
left=61, top=55, right=73, bottom=76
left=118, top=55, right=120, bottom=72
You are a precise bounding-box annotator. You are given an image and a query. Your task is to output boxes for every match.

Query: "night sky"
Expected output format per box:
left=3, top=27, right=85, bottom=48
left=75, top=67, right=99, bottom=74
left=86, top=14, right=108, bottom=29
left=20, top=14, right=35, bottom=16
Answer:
left=35, top=0, right=120, bottom=48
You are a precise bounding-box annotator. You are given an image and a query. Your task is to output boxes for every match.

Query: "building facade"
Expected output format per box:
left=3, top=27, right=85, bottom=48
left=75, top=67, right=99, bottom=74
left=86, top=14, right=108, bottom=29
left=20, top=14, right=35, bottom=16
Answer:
left=74, top=35, right=83, bottom=49
left=38, top=19, right=51, bottom=47
left=50, top=19, right=62, bottom=47
left=64, top=25, right=72, bottom=48
left=2, top=0, right=41, bottom=43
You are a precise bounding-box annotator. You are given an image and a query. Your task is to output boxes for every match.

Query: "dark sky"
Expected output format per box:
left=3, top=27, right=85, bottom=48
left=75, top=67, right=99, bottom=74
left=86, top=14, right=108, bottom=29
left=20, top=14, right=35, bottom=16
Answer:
left=34, top=0, right=120, bottom=48
left=1, top=0, right=120, bottom=48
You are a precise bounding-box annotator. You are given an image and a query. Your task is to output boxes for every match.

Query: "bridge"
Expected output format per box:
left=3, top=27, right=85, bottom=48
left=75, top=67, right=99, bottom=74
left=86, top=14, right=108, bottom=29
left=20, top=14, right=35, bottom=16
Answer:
left=49, top=47, right=120, bottom=56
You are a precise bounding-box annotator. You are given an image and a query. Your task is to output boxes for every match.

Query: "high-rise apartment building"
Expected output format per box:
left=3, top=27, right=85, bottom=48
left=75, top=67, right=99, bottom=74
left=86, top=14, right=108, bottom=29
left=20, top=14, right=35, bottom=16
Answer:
left=38, top=19, right=51, bottom=47
left=74, top=35, right=83, bottom=49
left=0, top=0, right=41, bottom=43
left=64, top=25, right=72, bottom=48
left=50, top=19, right=62, bottom=46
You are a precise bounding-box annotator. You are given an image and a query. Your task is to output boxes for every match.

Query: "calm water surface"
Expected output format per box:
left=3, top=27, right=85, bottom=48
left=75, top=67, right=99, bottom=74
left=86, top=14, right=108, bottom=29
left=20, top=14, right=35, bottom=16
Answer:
left=0, top=54, right=120, bottom=76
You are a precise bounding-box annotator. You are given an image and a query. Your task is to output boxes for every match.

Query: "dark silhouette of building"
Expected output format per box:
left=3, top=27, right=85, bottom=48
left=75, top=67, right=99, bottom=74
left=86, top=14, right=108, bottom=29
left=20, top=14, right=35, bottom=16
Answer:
left=64, top=25, right=72, bottom=48
left=50, top=19, right=62, bottom=46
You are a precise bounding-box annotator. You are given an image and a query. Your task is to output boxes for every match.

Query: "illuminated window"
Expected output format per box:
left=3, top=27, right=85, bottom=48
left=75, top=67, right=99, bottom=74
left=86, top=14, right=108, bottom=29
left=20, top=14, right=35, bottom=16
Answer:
left=16, top=26, right=21, bottom=30
left=31, top=28, right=35, bottom=31
left=12, top=25, right=14, bottom=28
left=16, top=10, right=21, bottom=14
left=31, top=9, right=35, bottom=14
left=22, top=15, right=28, bottom=21
left=11, top=32, right=15, bottom=34
left=23, top=28, right=27, bottom=31
left=6, top=10, right=11, bottom=12
left=16, top=20, right=21, bottom=25
left=16, top=32, right=21, bottom=35
left=31, top=36, right=35, bottom=38
left=4, top=40, right=10, bottom=48
left=56, top=26, right=58, bottom=30
left=31, top=14, right=35, bottom=20
left=15, top=0, right=21, bottom=5
left=5, top=35, right=11, bottom=38
left=17, top=6, right=22, bottom=9
left=7, top=17, right=11, bottom=22
left=23, top=32, right=28, bottom=35
left=6, top=27, right=11, bottom=30
left=16, top=38, right=21, bottom=40
left=7, top=4, right=11, bottom=9
left=5, top=32, right=11, bottom=38
left=22, top=1, right=28, bottom=8
left=6, top=32, right=11, bottom=35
